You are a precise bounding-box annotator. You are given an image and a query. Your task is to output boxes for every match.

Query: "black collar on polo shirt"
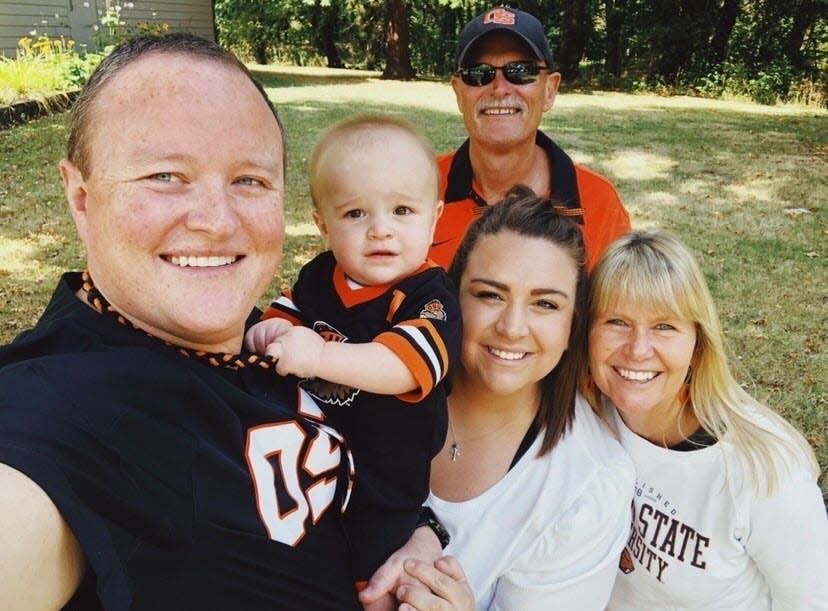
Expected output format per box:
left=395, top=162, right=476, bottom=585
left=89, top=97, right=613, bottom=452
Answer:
left=444, top=130, right=583, bottom=223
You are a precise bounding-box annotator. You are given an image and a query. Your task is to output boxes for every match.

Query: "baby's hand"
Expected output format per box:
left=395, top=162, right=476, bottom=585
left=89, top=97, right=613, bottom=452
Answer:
left=264, top=325, right=326, bottom=379
left=245, top=318, right=295, bottom=354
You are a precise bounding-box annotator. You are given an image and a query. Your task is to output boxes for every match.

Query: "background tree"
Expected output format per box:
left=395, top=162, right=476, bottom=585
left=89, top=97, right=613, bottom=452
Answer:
left=558, top=0, right=589, bottom=78
left=604, top=0, right=628, bottom=77
left=725, top=0, right=827, bottom=103
left=215, top=0, right=291, bottom=64
left=624, top=0, right=722, bottom=85
left=708, top=0, right=741, bottom=73
left=214, top=0, right=827, bottom=105
left=309, top=0, right=345, bottom=68
left=383, top=0, right=415, bottom=78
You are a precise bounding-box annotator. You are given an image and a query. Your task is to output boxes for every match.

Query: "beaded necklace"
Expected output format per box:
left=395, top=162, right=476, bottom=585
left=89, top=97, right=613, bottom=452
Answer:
left=80, top=270, right=278, bottom=371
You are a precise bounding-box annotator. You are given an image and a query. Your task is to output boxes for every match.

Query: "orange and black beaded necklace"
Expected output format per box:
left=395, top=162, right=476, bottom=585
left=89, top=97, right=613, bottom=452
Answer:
left=80, top=270, right=278, bottom=371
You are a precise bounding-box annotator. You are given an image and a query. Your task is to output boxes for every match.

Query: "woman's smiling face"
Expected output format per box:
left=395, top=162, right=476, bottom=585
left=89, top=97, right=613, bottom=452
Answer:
left=589, top=302, right=697, bottom=435
left=455, top=229, right=577, bottom=400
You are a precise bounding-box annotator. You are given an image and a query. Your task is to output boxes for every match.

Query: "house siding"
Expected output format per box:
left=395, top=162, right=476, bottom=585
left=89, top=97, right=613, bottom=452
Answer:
left=0, top=0, right=214, bottom=57
left=0, top=1, right=70, bottom=56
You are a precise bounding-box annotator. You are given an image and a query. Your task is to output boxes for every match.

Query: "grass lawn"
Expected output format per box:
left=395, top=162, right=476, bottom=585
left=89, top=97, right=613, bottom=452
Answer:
left=1, top=65, right=825, bottom=497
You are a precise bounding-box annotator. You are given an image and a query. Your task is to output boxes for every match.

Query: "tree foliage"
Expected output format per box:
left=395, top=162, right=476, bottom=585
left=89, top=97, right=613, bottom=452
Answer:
left=215, top=0, right=827, bottom=105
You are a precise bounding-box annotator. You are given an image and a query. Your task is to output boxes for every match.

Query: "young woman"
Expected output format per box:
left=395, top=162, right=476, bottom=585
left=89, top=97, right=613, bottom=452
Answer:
left=586, top=229, right=828, bottom=609
left=386, top=186, right=635, bottom=610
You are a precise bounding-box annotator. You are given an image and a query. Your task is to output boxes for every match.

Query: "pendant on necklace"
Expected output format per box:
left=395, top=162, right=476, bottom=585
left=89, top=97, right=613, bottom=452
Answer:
left=449, top=443, right=460, bottom=461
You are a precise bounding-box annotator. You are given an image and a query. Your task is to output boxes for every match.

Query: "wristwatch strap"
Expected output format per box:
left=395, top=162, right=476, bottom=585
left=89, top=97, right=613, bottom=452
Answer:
left=416, top=506, right=451, bottom=549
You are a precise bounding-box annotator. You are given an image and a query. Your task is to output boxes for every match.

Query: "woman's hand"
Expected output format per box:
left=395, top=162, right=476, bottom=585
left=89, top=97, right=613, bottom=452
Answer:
left=396, top=556, right=475, bottom=611
left=359, top=525, right=442, bottom=607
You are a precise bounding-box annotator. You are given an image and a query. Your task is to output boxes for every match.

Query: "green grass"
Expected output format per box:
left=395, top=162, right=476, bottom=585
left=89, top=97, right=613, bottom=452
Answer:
left=1, top=65, right=825, bottom=497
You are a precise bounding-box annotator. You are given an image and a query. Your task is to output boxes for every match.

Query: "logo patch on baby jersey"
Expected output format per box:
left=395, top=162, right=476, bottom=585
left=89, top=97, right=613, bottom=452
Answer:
left=301, top=321, right=359, bottom=406
left=312, top=320, right=347, bottom=343
left=420, top=299, right=447, bottom=321
left=300, top=377, right=359, bottom=407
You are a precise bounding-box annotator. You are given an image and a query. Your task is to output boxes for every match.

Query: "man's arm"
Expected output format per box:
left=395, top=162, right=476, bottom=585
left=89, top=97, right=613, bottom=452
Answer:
left=0, top=463, right=86, bottom=610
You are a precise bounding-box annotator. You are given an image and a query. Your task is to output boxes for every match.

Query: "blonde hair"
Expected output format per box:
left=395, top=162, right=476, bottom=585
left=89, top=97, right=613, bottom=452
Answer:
left=307, top=114, right=439, bottom=208
left=586, top=230, right=818, bottom=494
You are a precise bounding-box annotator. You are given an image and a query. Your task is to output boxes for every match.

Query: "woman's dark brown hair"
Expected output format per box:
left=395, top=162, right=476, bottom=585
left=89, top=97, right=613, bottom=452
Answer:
left=449, top=185, right=589, bottom=455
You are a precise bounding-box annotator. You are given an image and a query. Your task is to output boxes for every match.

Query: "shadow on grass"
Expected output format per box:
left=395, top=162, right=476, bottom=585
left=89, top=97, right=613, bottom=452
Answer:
left=249, top=67, right=380, bottom=89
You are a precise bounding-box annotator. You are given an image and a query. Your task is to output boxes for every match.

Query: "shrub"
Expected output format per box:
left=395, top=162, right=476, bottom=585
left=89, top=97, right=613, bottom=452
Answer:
left=745, top=60, right=794, bottom=105
left=0, top=36, right=95, bottom=105
left=0, top=3, right=168, bottom=107
left=94, top=3, right=169, bottom=51
left=786, top=77, right=827, bottom=108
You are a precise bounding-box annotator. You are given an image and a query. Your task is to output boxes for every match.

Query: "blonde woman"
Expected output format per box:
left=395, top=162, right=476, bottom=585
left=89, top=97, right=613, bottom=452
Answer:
left=586, top=229, right=828, bottom=609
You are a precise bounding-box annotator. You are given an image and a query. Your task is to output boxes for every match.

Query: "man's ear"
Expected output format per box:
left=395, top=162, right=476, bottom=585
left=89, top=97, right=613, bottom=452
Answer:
left=450, top=75, right=463, bottom=113
left=59, top=159, right=89, bottom=244
left=311, top=209, right=331, bottom=249
left=544, top=71, right=561, bottom=112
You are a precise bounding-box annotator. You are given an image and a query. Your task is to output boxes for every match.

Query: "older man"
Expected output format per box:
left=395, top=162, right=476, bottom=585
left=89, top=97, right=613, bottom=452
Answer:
left=0, top=33, right=363, bottom=610
left=430, top=6, right=631, bottom=271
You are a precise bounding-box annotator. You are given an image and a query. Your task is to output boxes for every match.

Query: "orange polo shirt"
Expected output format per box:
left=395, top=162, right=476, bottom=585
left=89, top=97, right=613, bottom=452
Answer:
left=430, top=132, right=631, bottom=272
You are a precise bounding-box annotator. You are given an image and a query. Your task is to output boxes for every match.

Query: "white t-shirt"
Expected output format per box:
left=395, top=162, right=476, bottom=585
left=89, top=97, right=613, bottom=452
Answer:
left=607, top=404, right=828, bottom=610
left=428, top=395, right=635, bottom=610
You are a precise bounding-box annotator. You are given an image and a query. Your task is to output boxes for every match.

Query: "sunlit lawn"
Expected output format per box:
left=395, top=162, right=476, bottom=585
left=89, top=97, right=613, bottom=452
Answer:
left=1, top=65, right=825, bottom=496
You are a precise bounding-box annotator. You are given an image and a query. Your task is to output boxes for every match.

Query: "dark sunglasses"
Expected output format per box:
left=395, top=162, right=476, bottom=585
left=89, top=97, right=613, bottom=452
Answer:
left=455, top=61, right=551, bottom=87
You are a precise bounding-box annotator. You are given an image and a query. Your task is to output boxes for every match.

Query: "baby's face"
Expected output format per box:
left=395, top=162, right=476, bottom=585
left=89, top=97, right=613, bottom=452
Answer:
left=313, top=132, right=442, bottom=286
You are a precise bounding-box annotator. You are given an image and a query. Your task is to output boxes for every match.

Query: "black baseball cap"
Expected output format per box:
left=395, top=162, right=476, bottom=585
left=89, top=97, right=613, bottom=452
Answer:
left=456, top=6, right=554, bottom=68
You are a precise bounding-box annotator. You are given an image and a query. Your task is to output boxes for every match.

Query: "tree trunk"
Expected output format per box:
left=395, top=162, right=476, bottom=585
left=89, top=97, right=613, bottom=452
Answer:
left=253, top=40, right=269, bottom=65
left=708, top=0, right=740, bottom=69
left=605, top=0, right=627, bottom=77
left=558, top=0, right=587, bottom=79
left=319, top=1, right=344, bottom=68
left=382, top=0, right=415, bottom=79
left=784, top=0, right=822, bottom=71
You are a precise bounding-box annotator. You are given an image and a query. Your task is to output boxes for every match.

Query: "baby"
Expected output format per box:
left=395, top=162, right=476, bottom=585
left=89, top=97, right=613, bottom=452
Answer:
left=246, top=114, right=460, bottom=597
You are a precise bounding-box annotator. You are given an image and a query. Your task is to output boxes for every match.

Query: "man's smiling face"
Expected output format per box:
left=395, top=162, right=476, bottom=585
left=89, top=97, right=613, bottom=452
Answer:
left=451, top=31, right=560, bottom=152
left=61, top=52, right=286, bottom=353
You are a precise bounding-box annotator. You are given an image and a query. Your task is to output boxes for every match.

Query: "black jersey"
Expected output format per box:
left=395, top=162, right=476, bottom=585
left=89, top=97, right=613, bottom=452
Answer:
left=262, top=252, right=461, bottom=580
left=0, top=273, right=360, bottom=610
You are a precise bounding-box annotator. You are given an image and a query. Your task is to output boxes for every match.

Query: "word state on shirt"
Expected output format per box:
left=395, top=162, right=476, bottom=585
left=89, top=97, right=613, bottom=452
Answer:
left=619, top=480, right=711, bottom=583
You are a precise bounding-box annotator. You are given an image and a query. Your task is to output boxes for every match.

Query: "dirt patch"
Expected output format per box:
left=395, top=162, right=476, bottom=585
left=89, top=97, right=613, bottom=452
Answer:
left=0, top=90, right=79, bottom=130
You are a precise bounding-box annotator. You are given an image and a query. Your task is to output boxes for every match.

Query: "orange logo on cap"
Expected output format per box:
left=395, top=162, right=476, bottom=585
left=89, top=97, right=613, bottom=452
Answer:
left=483, top=8, right=516, bottom=25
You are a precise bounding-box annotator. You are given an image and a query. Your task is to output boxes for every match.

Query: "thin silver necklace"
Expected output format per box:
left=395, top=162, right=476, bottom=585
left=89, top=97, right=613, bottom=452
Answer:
left=446, top=407, right=532, bottom=462
left=447, top=415, right=461, bottom=461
